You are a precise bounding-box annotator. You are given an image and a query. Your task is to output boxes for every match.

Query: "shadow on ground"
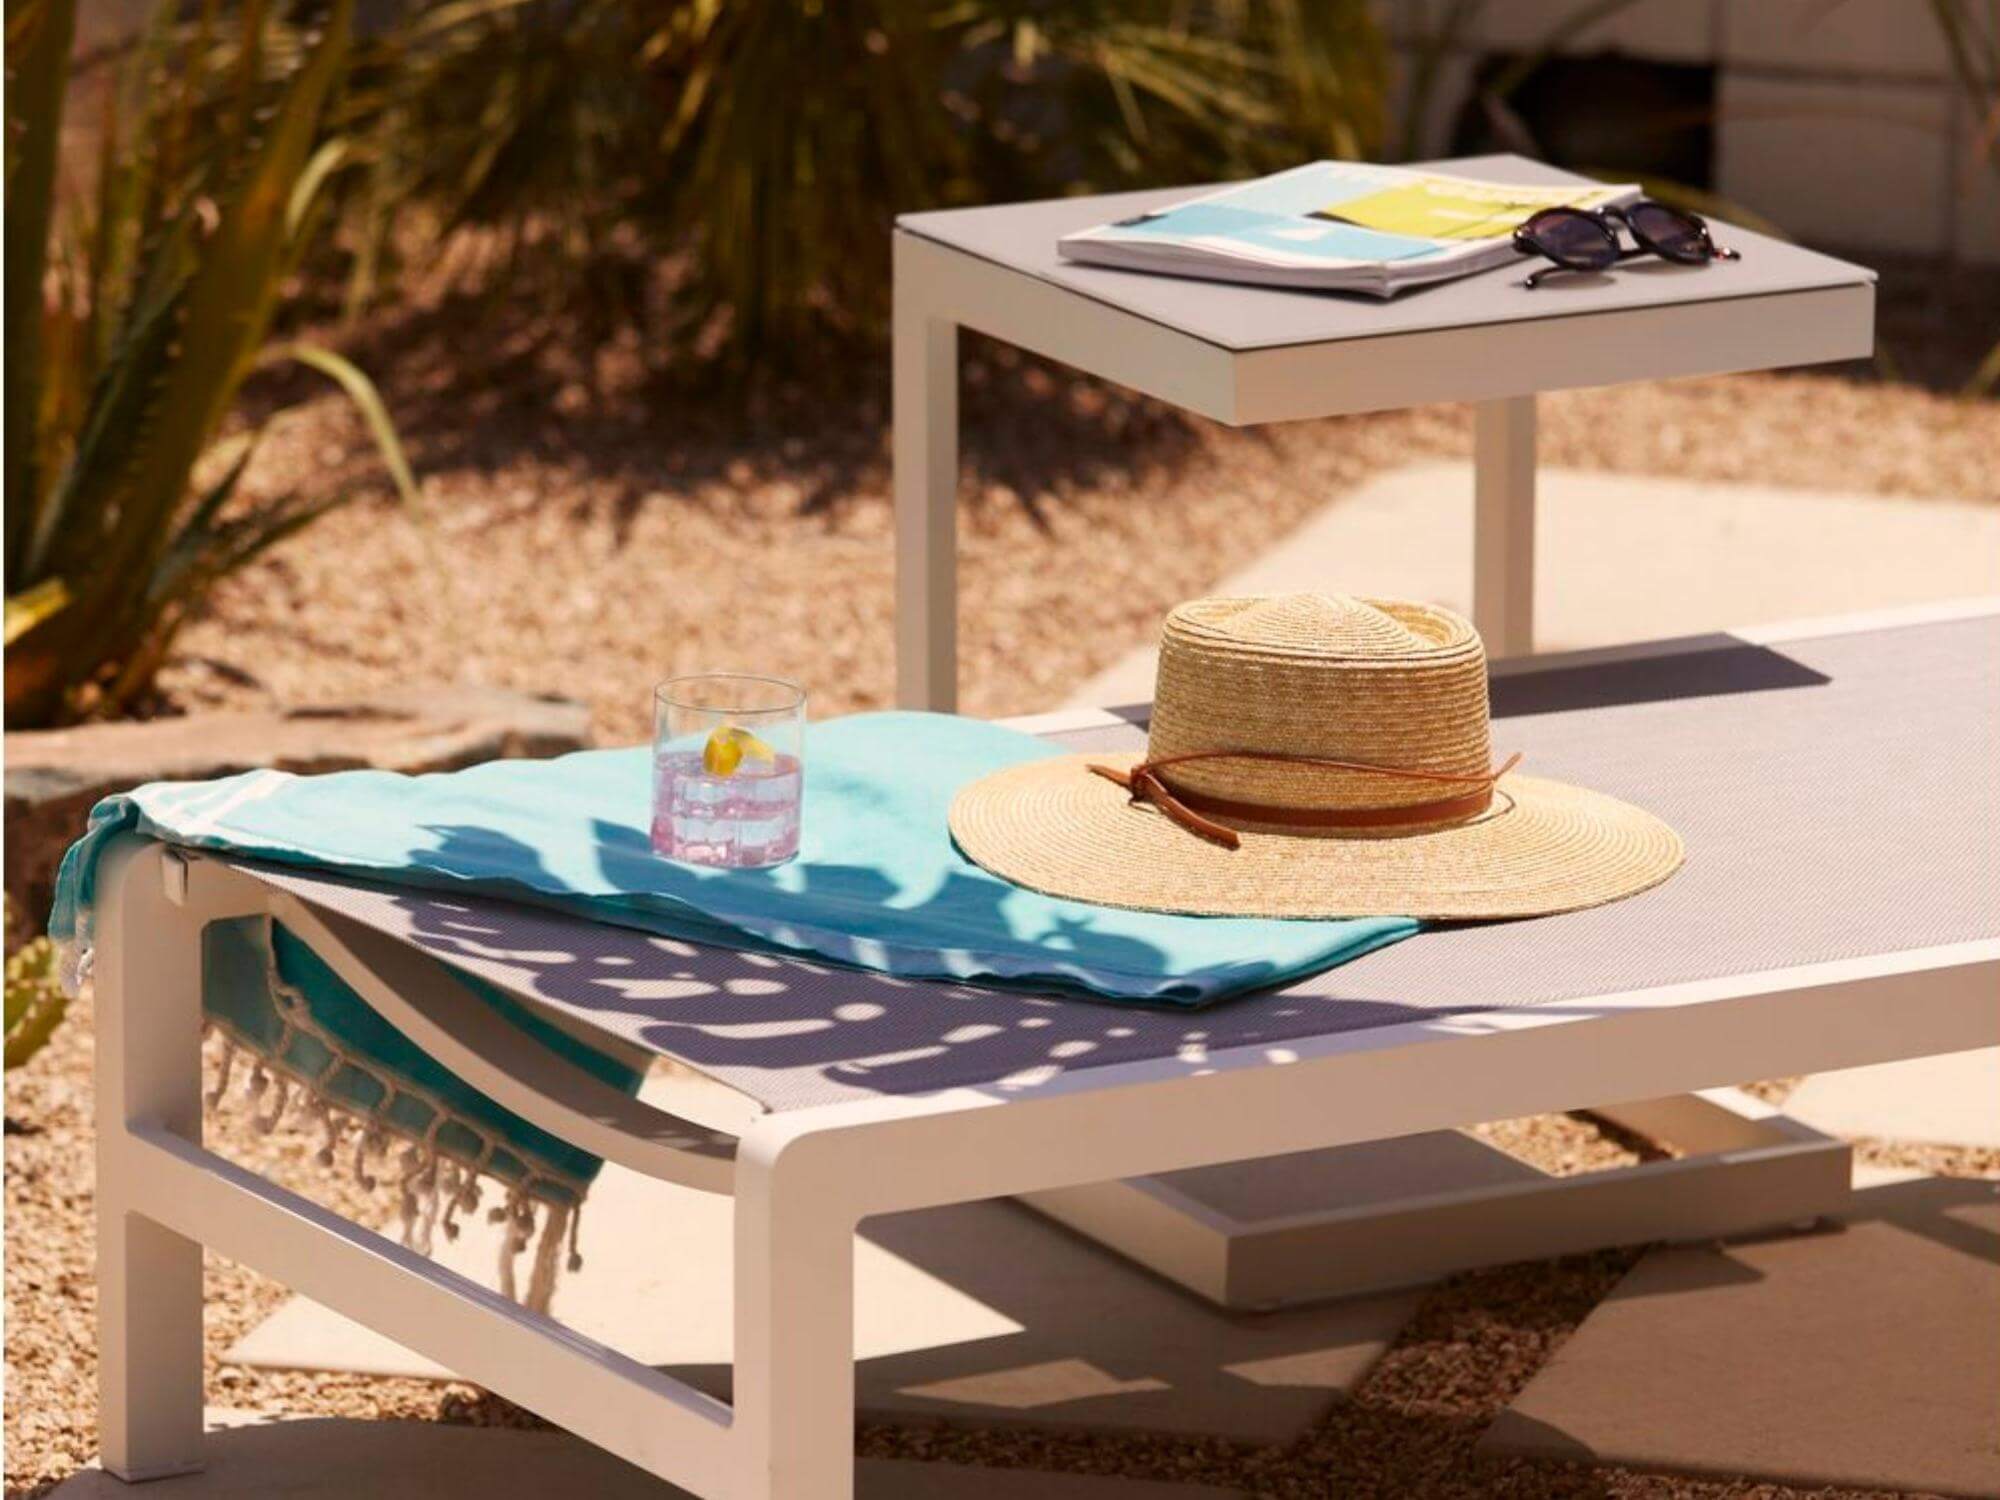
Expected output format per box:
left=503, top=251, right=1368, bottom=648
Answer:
left=240, top=264, right=1213, bottom=541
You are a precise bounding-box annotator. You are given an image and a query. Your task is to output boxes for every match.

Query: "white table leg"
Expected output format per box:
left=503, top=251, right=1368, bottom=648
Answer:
left=893, top=237, right=960, bottom=713
left=95, top=845, right=207, bottom=1480
left=1472, top=394, right=1537, bottom=658
left=732, top=1149, right=857, bottom=1500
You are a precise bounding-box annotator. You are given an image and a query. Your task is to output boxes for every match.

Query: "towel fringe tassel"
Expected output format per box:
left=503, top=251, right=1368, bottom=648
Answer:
left=194, top=920, right=592, bottom=1316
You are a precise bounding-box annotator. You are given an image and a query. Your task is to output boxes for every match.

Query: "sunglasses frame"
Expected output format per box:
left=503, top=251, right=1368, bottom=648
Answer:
left=1513, top=201, right=1739, bottom=289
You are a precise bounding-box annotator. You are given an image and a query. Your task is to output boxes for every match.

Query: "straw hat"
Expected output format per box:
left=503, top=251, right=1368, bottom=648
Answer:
left=950, top=594, right=1683, bottom=920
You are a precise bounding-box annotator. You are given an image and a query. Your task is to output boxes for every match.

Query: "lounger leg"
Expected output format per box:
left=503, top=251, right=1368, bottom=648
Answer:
left=1473, top=393, right=1537, bottom=658
left=95, top=845, right=207, bottom=1480
left=893, top=232, right=961, bottom=713
left=733, top=1147, right=857, bottom=1500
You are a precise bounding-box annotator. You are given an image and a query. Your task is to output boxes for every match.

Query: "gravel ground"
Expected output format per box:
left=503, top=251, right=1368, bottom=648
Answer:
left=12, top=303, right=2000, bottom=1495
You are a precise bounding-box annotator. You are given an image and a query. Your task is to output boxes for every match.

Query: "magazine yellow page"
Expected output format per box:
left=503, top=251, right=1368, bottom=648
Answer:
left=1058, top=161, right=1642, bottom=296
left=1320, top=175, right=1627, bottom=241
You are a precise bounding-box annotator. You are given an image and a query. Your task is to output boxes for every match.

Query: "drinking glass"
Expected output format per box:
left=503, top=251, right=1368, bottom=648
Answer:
left=651, top=673, right=806, bottom=868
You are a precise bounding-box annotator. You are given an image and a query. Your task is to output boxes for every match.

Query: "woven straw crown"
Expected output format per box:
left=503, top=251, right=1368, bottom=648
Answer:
left=1146, top=594, right=1492, bottom=831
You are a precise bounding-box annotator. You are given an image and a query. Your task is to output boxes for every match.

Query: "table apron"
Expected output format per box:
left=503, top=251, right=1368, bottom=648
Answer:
left=894, top=231, right=1874, bottom=426
left=1230, top=283, right=1873, bottom=423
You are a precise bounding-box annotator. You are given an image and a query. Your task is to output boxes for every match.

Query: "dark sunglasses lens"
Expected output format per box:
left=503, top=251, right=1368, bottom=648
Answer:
left=1628, top=203, right=1708, bottom=261
left=1525, top=210, right=1617, bottom=268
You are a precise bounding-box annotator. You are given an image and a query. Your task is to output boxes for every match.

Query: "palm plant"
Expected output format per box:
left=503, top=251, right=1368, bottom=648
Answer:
left=4, top=0, right=415, bottom=727
left=324, top=0, right=1388, bottom=366
left=654, top=0, right=1387, bottom=356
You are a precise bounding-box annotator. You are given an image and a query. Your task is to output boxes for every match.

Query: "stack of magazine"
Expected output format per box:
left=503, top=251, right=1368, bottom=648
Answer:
left=1059, top=161, right=1638, bottom=297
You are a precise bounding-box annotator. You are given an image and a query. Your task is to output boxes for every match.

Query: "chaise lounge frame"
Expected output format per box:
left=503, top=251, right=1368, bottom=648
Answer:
left=93, top=603, right=2000, bottom=1500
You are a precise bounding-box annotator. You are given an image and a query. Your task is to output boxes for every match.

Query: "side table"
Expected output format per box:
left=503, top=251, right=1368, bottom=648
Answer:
left=893, top=153, right=1874, bottom=709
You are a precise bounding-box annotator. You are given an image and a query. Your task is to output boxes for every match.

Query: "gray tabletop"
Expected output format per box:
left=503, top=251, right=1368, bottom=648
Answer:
left=897, top=154, right=1875, bottom=352
left=234, top=614, right=1999, bottom=1116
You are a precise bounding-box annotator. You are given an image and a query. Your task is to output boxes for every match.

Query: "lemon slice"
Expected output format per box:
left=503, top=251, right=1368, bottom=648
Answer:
left=702, top=724, right=777, bottom=777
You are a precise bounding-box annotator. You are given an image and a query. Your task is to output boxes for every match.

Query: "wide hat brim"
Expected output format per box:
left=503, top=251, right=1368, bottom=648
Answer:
left=950, top=753, right=1684, bottom=921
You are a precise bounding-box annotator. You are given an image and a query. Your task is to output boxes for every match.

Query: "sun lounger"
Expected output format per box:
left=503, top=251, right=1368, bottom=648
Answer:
left=92, top=602, right=2000, bottom=1498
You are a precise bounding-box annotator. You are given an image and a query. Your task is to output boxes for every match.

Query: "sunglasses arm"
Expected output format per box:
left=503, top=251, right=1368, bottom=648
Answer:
left=1519, top=242, right=1741, bottom=289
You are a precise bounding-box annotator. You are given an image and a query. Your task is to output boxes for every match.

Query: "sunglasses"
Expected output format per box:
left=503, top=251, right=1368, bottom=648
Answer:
left=1513, top=201, right=1739, bottom=289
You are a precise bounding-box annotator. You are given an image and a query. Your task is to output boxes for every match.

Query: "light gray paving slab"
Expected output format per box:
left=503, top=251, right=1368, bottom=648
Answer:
left=1156, top=1130, right=1540, bottom=1225
left=1851, top=1161, right=1929, bottom=1190
left=50, top=1409, right=1244, bottom=1498
left=230, top=1127, right=1421, bottom=1444
left=1478, top=1177, right=2000, bottom=1498
left=834, top=1200, right=1418, bottom=1441
left=1065, top=462, right=2000, bottom=707
left=224, top=1099, right=1024, bottom=1379
left=1783, top=1047, right=2000, bottom=1149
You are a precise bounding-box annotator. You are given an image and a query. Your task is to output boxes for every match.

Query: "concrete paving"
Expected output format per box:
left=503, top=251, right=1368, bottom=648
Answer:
left=1065, top=461, right=2000, bottom=706
left=229, top=1113, right=1422, bottom=1443
left=1784, top=1047, right=2000, bottom=1150
left=1478, top=1177, right=2000, bottom=1497
left=1851, top=1160, right=1930, bottom=1190
left=226, top=1160, right=1018, bottom=1379
left=51, top=1409, right=1244, bottom=1498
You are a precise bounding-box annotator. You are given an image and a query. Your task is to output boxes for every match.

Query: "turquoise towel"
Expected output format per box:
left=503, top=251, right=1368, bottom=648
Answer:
left=51, top=711, right=1417, bottom=1283
left=53, top=712, right=1417, bottom=1007
left=200, top=917, right=638, bottom=1200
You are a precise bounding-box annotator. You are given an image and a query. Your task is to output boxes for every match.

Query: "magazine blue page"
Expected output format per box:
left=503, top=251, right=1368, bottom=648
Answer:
left=1061, top=161, right=1637, bottom=295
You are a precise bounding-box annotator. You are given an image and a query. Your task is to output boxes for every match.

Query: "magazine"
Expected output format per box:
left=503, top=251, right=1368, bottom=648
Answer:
left=1059, top=161, right=1640, bottom=297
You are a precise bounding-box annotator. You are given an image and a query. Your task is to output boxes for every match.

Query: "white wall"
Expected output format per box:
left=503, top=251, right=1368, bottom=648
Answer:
left=1381, top=0, right=1995, bottom=264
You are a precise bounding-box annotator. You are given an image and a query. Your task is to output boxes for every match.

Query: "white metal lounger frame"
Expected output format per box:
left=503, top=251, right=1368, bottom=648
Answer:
left=95, top=609, right=2000, bottom=1500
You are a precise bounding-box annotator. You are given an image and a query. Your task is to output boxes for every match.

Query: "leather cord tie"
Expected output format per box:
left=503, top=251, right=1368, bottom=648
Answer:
left=1089, top=750, right=1524, bottom=851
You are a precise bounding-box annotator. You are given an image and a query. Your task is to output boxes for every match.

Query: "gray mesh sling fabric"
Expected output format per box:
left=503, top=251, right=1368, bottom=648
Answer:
left=230, top=617, right=2000, bottom=1114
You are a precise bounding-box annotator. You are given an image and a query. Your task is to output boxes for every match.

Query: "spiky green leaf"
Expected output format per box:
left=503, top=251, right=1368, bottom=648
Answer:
left=5, top=0, right=78, bottom=582
left=58, top=0, right=354, bottom=685
left=4, top=927, right=67, bottom=1071
left=4, top=578, right=70, bottom=646
left=275, top=343, right=422, bottom=511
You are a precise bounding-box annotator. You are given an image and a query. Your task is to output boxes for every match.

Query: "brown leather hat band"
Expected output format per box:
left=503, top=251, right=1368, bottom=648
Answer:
left=1089, top=750, right=1523, bottom=851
